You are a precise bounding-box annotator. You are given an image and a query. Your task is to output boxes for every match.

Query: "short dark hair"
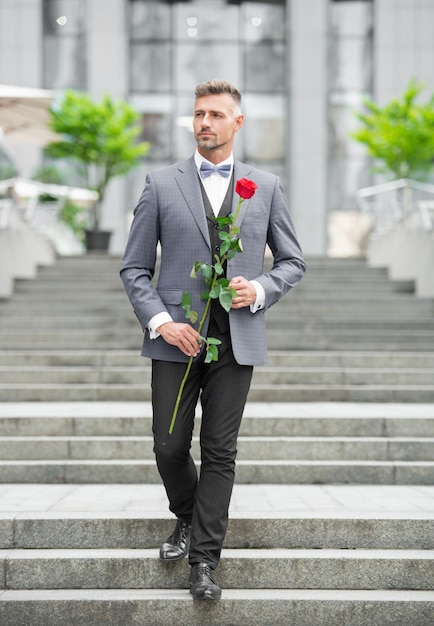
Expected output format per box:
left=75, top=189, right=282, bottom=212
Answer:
left=194, top=79, right=242, bottom=116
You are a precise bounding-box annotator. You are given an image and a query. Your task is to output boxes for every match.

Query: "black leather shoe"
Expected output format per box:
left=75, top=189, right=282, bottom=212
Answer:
left=159, top=518, right=191, bottom=562
left=189, top=562, right=222, bottom=600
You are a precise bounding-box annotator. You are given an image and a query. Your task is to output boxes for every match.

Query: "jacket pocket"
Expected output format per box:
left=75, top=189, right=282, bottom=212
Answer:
left=158, top=289, right=184, bottom=305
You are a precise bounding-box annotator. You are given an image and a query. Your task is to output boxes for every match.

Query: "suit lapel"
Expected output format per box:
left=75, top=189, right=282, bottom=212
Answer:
left=174, top=158, right=256, bottom=247
left=175, top=157, right=210, bottom=249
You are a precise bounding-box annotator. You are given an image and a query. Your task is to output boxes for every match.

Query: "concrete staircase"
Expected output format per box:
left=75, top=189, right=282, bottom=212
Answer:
left=0, top=255, right=433, bottom=624
left=0, top=255, right=434, bottom=402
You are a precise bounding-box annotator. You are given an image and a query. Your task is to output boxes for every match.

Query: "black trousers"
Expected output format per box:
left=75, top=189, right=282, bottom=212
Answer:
left=151, top=322, right=253, bottom=568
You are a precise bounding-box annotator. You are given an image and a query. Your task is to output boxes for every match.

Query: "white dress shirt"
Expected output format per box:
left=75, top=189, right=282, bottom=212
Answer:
left=148, top=151, right=265, bottom=338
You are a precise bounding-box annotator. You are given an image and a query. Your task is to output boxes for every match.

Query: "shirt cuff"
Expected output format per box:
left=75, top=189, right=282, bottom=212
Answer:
left=148, top=312, right=173, bottom=339
left=249, top=280, right=265, bottom=313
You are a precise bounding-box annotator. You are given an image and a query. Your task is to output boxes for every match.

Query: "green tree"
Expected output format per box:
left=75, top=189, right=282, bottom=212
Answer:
left=351, top=80, right=434, bottom=180
left=44, top=90, right=150, bottom=230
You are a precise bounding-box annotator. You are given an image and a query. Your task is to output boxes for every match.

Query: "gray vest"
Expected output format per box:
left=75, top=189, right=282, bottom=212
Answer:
left=199, top=175, right=234, bottom=334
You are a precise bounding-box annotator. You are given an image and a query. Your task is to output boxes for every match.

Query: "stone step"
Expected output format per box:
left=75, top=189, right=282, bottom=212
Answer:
left=3, top=315, right=434, bottom=329
left=2, top=513, right=432, bottom=550
left=0, top=412, right=434, bottom=440
left=1, top=548, right=432, bottom=591
left=2, top=331, right=434, bottom=351
left=3, top=289, right=426, bottom=303
left=2, top=350, right=434, bottom=368
left=12, top=280, right=412, bottom=294
left=0, top=459, right=432, bottom=484
left=1, top=383, right=434, bottom=402
left=0, top=588, right=432, bottom=626
left=2, top=365, right=434, bottom=386
left=0, top=436, right=434, bottom=461
left=0, top=435, right=432, bottom=461
left=4, top=314, right=432, bottom=330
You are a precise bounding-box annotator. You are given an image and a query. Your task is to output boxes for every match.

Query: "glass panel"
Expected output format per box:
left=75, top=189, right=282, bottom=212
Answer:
left=130, top=43, right=172, bottom=92
left=328, top=157, right=371, bottom=212
left=129, top=94, right=173, bottom=161
left=331, top=1, right=373, bottom=37
left=174, top=95, right=198, bottom=161
left=329, top=100, right=368, bottom=157
left=43, top=0, right=84, bottom=35
left=329, top=37, right=372, bottom=92
left=243, top=94, right=284, bottom=161
left=129, top=0, right=171, bottom=40
left=245, top=43, right=285, bottom=92
left=241, top=2, right=285, bottom=42
left=43, top=35, right=86, bottom=90
left=175, top=43, right=240, bottom=94
left=174, top=2, right=239, bottom=41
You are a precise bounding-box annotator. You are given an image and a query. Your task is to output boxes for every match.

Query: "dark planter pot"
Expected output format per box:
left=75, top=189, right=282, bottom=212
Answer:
left=84, top=229, right=112, bottom=252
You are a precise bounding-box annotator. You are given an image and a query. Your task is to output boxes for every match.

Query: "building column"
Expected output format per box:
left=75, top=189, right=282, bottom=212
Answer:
left=287, top=0, right=328, bottom=256
left=86, top=0, right=129, bottom=254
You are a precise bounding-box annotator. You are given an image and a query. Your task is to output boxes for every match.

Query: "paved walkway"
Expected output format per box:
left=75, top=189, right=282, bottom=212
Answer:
left=1, top=401, right=433, bottom=519
left=1, top=483, right=434, bottom=517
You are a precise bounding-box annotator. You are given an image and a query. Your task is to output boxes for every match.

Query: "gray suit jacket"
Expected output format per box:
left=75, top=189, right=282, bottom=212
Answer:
left=120, top=156, right=306, bottom=365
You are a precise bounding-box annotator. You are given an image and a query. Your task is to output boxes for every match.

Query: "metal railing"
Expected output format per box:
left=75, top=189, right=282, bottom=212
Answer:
left=355, top=178, right=434, bottom=235
left=0, top=177, right=98, bottom=230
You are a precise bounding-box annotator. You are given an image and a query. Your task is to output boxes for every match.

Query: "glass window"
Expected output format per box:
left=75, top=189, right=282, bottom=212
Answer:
left=129, top=0, right=171, bottom=40
left=129, top=94, right=173, bottom=160
left=331, top=1, right=373, bottom=37
left=241, top=2, right=285, bottom=42
left=43, top=0, right=84, bottom=35
left=329, top=37, right=373, bottom=92
left=245, top=43, right=285, bottom=92
left=127, top=0, right=286, bottom=172
left=243, top=94, right=284, bottom=161
left=174, top=3, right=239, bottom=41
left=43, top=35, right=86, bottom=90
left=130, top=43, right=172, bottom=92
left=173, top=94, right=199, bottom=161
left=175, top=43, right=240, bottom=93
left=43, top=0, right=86, bottom=89
left=328, top=157, right=372, bottom=212
left=327, top=0, right=374, bottom=216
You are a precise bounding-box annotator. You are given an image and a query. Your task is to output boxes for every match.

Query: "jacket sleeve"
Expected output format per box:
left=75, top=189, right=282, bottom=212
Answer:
left=120, top=172, right=168, bottom=330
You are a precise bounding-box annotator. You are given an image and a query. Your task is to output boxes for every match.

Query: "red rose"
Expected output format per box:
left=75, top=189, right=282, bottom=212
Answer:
left=236, top=178, right=258, bottom=200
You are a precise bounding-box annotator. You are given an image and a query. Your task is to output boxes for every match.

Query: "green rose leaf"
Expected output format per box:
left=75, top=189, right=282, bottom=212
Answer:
left=199, top=263, right=213, bottom=285
left=181, top=292, right=191, bottom=309
left=207, top=337, right=222, bottom=346
left=204, top=343, right=219, bottom=363
left=219, top=289, right=234, bottom=313
left=220, top=240, right=230, bottom=256
left=209, top=285, right=221, bottom=299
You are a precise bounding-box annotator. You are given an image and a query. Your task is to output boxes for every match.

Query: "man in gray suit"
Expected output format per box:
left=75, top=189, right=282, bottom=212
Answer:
left=121, top=79, right=305, bottom=600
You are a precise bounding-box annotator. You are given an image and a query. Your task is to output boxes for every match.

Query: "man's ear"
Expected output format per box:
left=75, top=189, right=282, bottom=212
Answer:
left=234, top=114, right=244, bottom=132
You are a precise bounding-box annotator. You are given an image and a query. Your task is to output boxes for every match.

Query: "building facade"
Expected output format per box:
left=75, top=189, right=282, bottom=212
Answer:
left=1, top=0, right=434, bottom=255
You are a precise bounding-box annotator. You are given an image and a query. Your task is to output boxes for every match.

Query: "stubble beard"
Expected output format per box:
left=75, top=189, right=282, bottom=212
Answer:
left=196, top=133, right=229, bottom=152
